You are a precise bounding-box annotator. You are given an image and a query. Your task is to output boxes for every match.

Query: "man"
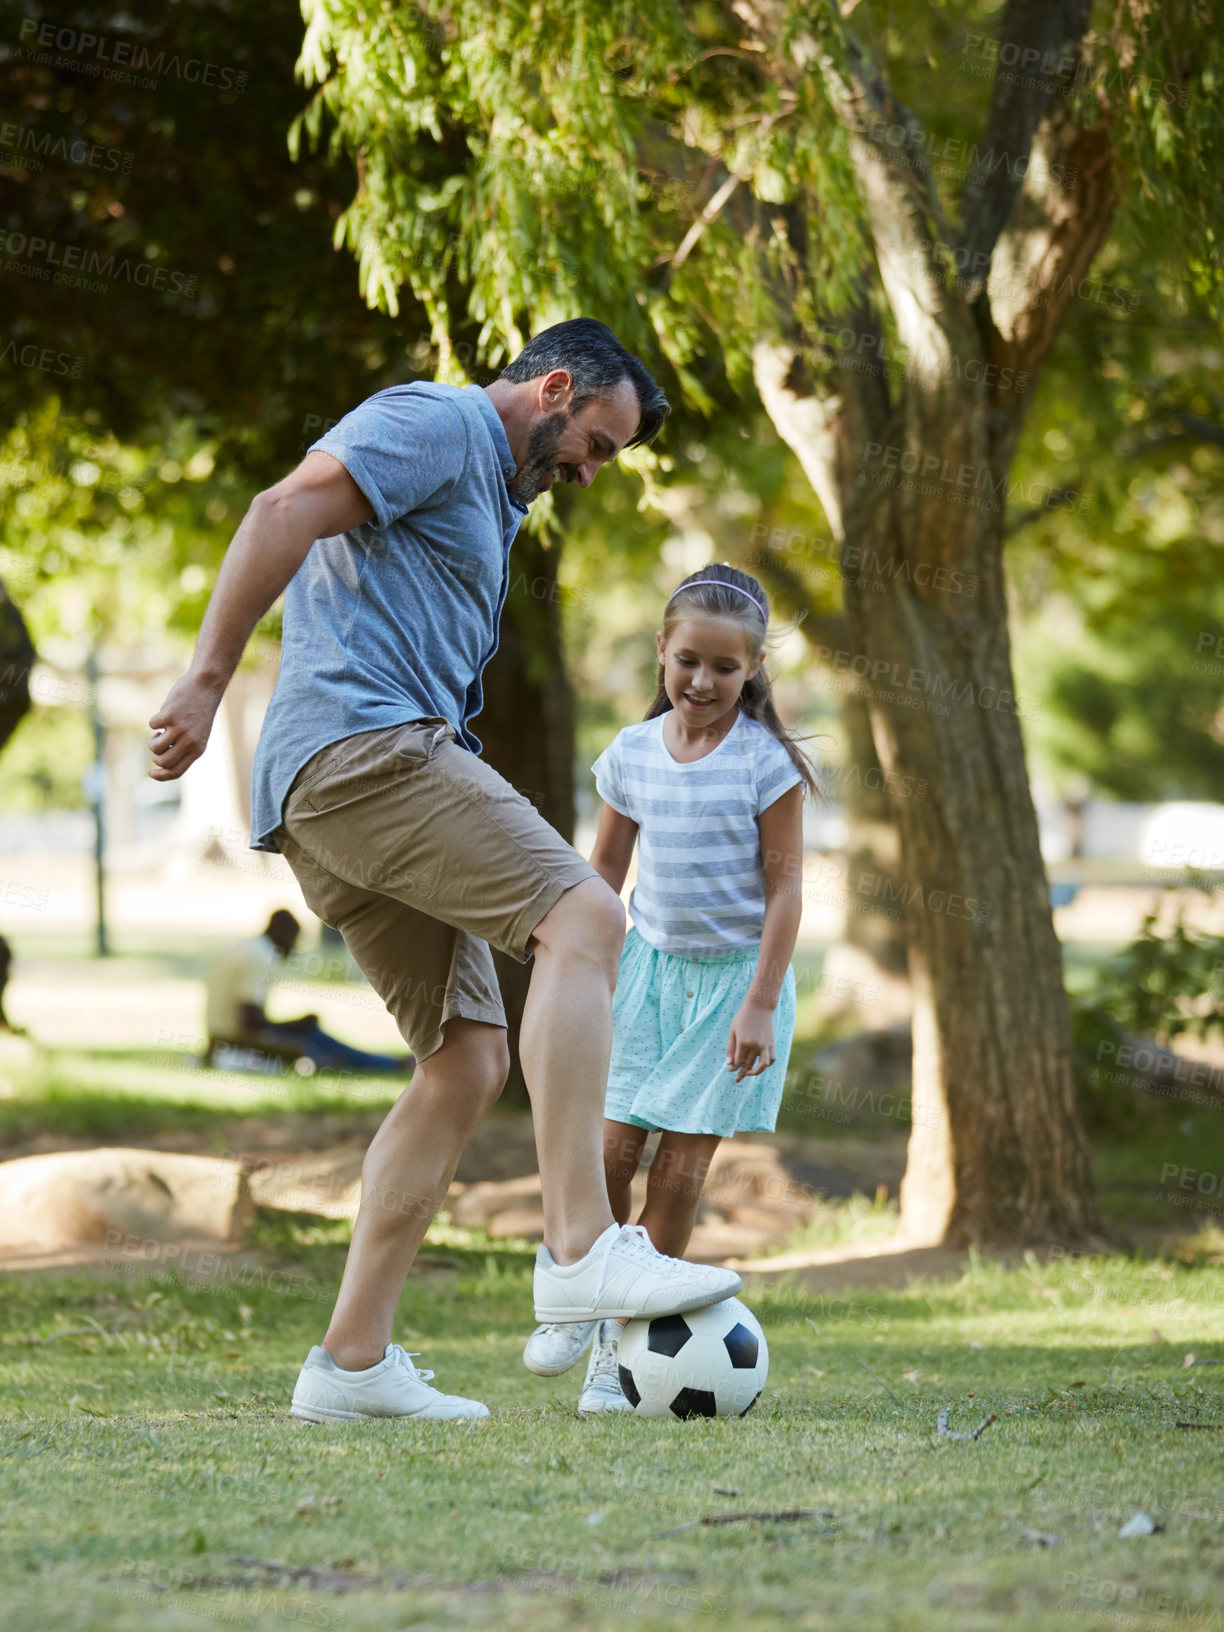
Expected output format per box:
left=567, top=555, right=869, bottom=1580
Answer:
left=204, top=908, right=410, bottom=1076
left=149, top=319, right=741, bottom=1422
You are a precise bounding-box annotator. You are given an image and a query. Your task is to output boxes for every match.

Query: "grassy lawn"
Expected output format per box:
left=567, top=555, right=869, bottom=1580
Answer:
left=0, top=1046, right=399, bottom=1148
left=6, top=1034, right=1224, bottom=1251
left=4, top=931, right=1223, bottom=1628
left=3, top=1249, right=1223, bottom=1631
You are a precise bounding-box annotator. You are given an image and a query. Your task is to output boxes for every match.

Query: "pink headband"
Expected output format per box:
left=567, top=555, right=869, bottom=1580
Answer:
left=665, top=578, right=768, bottom=624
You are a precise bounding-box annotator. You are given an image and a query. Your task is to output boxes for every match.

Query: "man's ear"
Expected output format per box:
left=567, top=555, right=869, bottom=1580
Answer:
left=537, top=368, right=574, bottom=413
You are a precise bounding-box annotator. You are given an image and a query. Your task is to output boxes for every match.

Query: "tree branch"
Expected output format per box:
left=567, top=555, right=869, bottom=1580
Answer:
left=1121, top=413, right=1224, bottom=459
left=667, top=171, right=746, bottom=276
left=791, top=2, right=980, bottom=400
left=959, top=0, right=1094, bottom=288
left=986, top=108, right=1119, bottom=374
left=731, top=0, right=961, bottom=355
left=659, top=104, right=795, bottom=289
left=1003, top=480, right=1082, bottom=538
left=752, top=550, right=848, bottom=653
left=753, top=337, right=847, bottom=541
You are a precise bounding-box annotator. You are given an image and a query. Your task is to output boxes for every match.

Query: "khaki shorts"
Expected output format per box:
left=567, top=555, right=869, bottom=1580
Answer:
left=276, top=719, right=598, bottom=1062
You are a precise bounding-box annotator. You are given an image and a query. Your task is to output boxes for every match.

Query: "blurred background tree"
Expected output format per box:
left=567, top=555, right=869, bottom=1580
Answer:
left=3, top=1, right=1222, bottom=1246
left=1008, top=291, right=1224, bottom=810
left=289, top=0, right=1222, bottom=1245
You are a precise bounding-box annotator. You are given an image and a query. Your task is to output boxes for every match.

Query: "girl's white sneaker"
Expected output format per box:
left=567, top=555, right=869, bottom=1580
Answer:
left=578, top=1320, right=635, bottom=1414
left=522, top=1320, right=598, bottom=1376
left=290, top=1343, right=490, bottom=1421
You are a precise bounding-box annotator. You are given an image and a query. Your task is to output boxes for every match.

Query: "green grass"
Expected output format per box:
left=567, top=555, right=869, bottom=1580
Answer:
left=0, top=1047, right=400, bottom=1146
left=3, top=1250, right=1223, bottom=1631
left=1092, top=1112, right=1224, bottom=1232
left=4, top=936, right=1222, bottom=1624
left=8, top=1039, right=1224, bottom=1264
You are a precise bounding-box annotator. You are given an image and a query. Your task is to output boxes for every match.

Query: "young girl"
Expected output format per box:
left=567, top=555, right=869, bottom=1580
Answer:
left=523, top=562, right=822, bottom=1412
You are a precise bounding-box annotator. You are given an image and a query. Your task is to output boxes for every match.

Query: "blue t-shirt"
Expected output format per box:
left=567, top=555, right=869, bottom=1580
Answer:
left=249, top=382, right=528, bottom=850
left=592, top=712, right=805, bottom=957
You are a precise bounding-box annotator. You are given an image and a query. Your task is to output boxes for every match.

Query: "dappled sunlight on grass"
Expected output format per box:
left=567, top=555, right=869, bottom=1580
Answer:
left=767, top=1189, right=899, bottom=1256
left=1, top=1249, right=1222, bottom=1629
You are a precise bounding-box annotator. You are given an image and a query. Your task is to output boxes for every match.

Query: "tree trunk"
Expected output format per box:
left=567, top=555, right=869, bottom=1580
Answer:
left=733, top=0, right=1118, bottom=1245
left=751, top=533, right=913, bottom=1030
left=820, top=684, right=912, bottom=1028
left=842, top=475, right=1099, bottom=1245
left=758, top=323, right=1101, bottom=1245
left=469, top=529, right=575, bottom=1103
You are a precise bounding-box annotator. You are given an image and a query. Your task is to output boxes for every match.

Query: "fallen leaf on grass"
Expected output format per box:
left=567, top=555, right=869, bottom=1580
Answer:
left=701, top=1509, right=835, bottom=1527
left=653, top=1509, right=835, bottom=1539
left=1118, top=1511, right=1162, bottom=1538
left=713, top=1488, right=741, bottom=1497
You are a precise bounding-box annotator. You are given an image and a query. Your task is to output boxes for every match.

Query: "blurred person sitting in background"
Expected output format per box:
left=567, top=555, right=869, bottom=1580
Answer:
left=0, top=932, right=25, bottom=1034
left=204, top=909, right=411, bottom=1076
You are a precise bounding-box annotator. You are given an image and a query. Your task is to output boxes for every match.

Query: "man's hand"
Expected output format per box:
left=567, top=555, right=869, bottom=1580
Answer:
left=148, top=673, right=225, bottom=781
left=146, top=451, right=375, bottom=783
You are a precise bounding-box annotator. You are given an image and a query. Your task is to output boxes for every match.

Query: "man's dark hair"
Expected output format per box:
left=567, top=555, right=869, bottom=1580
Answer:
left=499, top=318, right=670, bottom=447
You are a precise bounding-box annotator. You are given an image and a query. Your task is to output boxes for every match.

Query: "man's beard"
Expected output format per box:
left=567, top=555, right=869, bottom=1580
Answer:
left=507, top=409, right=570, bottom=505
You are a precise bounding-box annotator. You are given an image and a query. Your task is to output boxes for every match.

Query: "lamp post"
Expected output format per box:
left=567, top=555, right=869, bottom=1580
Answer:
left=84, top=648, right=109, bottom=957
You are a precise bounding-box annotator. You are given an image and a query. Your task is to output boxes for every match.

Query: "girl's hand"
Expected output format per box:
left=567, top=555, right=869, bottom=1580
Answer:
left=726, top=997, right=776, bottom=1082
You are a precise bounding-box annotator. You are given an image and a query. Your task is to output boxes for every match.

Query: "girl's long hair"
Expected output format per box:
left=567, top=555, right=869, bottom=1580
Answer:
left=645, top=563, right=825, bottom=802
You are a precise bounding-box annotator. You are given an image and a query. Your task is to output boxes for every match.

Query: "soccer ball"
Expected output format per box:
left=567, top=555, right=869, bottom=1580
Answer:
left=616, top=1297, right=768, bottom=1419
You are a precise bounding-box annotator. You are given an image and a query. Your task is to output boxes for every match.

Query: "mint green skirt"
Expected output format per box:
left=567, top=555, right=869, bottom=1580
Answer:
left=604, top=926, right=796, bottom=1137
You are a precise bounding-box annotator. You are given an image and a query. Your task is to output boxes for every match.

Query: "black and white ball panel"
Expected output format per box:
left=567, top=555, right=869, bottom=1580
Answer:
left=616, top=1297, right=769, bottom=1420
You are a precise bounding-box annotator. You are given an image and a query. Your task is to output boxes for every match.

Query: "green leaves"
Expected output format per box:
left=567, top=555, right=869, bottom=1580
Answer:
left=0, top=402, right=248, bottom=649
left=289, top=1, right=871, bottom=395
left=1082, top=888, right=1224, bottom=1048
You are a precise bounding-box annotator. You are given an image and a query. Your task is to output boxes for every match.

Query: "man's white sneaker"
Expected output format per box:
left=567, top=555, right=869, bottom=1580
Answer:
left=578, top=1320, right=635, bottom=1415
left=522, top=1320, right=597, bottom=1376
left=533, top=1222, right=742, bottom=1323
left=289, top=1343, right=490, bottom=1422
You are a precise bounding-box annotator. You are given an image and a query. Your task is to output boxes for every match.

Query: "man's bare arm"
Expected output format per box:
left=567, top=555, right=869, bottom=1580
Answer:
left=148, top=452, right=373, bottom=781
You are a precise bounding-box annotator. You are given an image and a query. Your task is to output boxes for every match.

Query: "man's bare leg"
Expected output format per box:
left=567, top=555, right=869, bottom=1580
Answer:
left=322, top=1017, right=509, bottom=1370
left=520, top=877, right=625, bottom=1264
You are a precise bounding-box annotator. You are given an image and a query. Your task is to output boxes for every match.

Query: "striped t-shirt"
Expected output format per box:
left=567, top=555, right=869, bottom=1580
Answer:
left=592, top=711, right=805, bottom=957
